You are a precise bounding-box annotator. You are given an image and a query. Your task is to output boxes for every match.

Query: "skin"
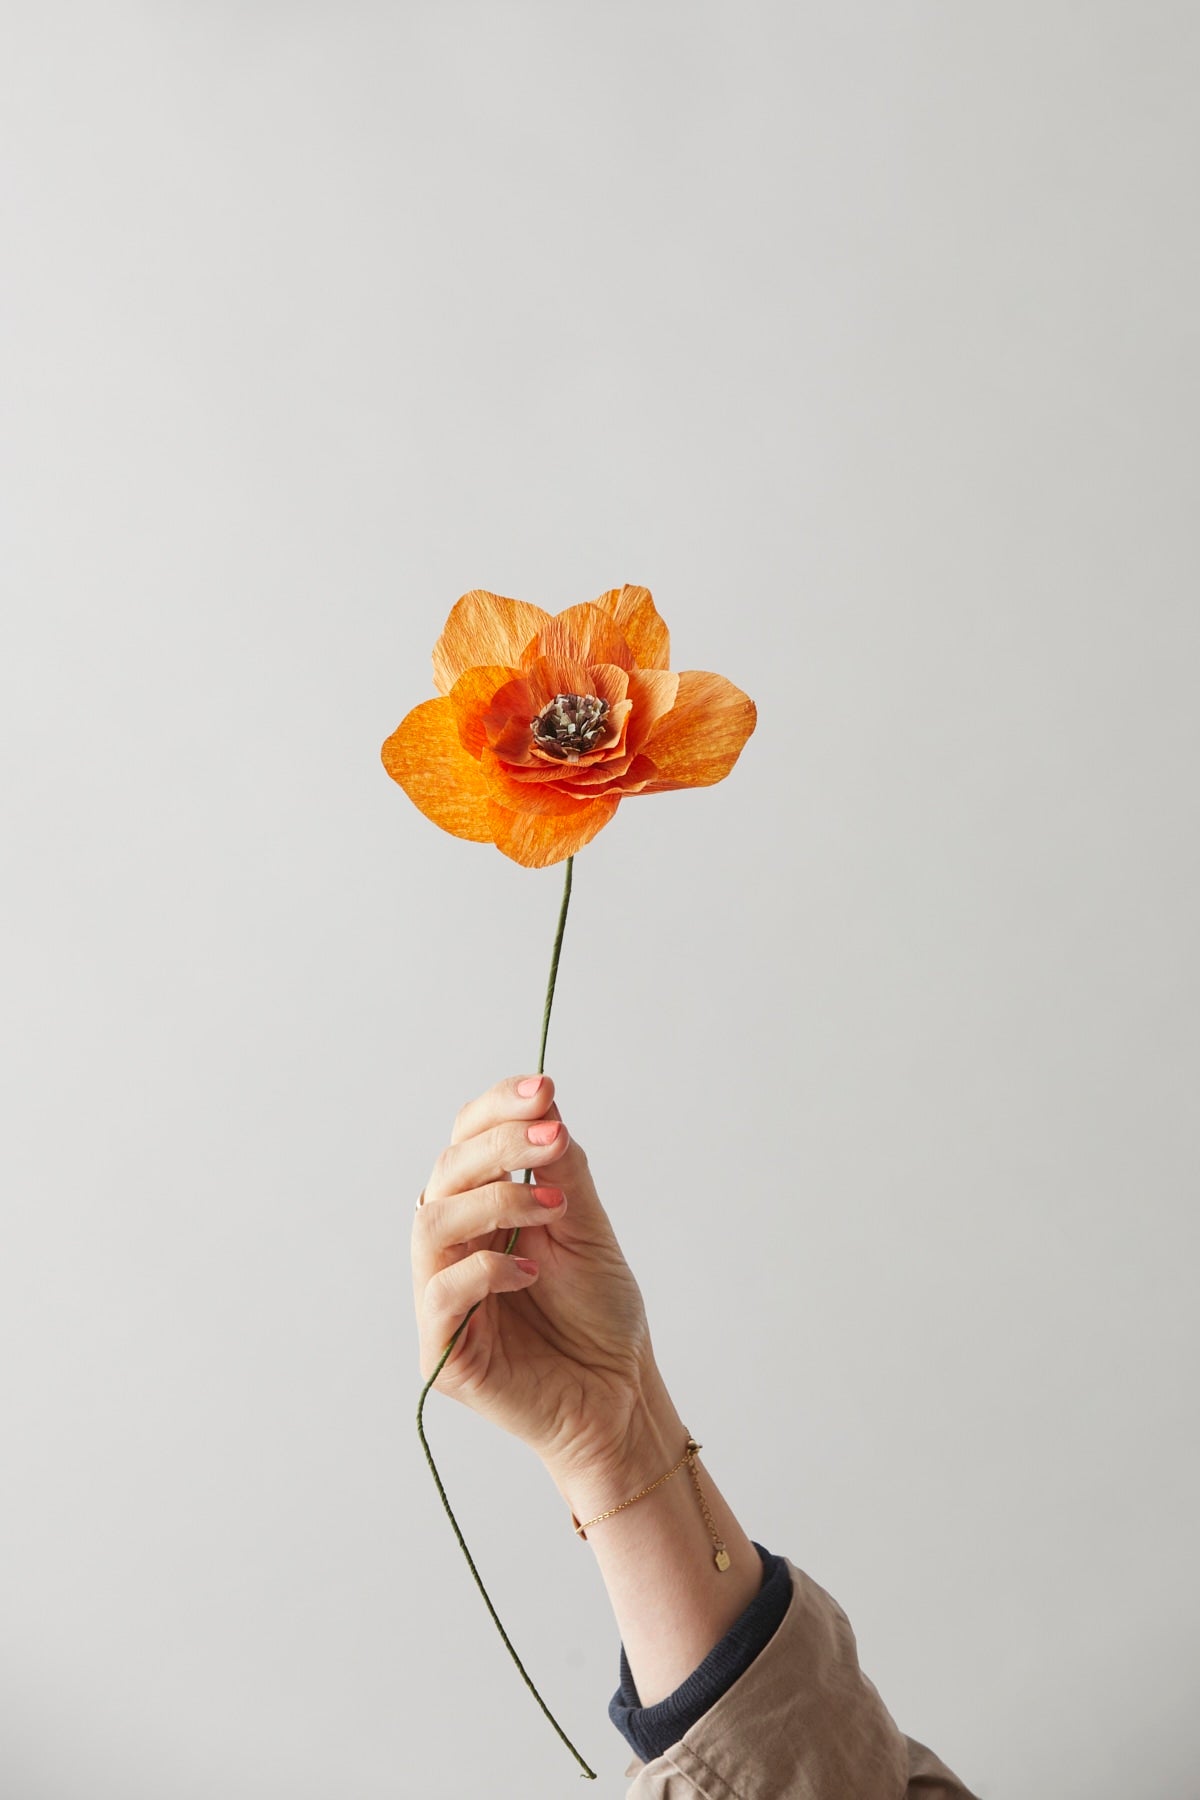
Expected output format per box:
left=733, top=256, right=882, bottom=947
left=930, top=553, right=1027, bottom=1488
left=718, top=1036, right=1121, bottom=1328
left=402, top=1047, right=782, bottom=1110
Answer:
left=413, top=1073, right=761, bottom=1707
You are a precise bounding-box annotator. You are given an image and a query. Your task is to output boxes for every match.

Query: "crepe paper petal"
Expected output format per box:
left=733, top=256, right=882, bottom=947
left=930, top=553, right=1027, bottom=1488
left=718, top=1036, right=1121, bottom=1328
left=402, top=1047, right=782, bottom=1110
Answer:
left=474, top=672, right=540, bottom=758
left=432, top=591, right=553, bottom=696
left=487, top=713, right=537, bottom=762
left=509, top=733, right=638, bottom=791
left=489, top=658, right=597, bottom=734
left=479, top=745, right=618, bottom=815
left=600, top=764, right=655, bottom=794
left=519, top=604, right=635, bottom=675
left=581, top=662, right=632, bottom=711
left=635, top=670, right=758, bottom=790
left=381, top=698, right=497, bottom=842
left=591, top=584, right=671, bottom=671
left=520, top=653, right=600, bottom=712
left=489, top=793, right=622, bottom=868
left=623, top=667, right=681, bottom=756
left=447, top=665, right=526, bottom=757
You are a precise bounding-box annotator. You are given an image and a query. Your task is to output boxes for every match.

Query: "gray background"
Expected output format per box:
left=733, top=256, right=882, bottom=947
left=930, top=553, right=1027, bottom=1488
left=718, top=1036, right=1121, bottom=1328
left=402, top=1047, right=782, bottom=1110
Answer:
left=2, top=4, right=1197, bottom=1797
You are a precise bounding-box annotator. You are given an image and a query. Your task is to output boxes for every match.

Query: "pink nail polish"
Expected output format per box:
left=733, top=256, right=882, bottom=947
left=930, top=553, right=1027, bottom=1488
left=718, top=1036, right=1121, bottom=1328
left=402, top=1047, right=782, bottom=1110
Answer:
left=526, top=1120, right=560, bottom=1145
left=516, top=1076, right=543, bottom=1097
left=532, top=1187, right=565, bottom=1209
left=514, top=1257, right=538, bottom=1275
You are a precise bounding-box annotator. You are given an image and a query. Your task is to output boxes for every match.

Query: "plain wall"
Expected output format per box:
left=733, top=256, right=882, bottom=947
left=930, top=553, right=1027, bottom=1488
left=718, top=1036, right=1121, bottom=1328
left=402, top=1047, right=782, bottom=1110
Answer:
left=2, top=4, right=1197, bottom=1797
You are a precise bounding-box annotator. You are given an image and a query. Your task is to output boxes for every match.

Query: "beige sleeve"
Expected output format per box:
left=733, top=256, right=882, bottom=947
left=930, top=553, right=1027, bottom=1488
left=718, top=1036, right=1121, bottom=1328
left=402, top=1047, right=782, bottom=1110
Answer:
left=624, top=1561, right=978, bottom=1800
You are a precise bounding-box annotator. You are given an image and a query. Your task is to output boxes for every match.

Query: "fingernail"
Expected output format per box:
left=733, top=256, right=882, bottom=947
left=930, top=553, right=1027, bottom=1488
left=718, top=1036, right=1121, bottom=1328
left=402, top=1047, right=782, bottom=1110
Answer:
left=516, top=1076, right=543, bottom=1097
left=514, top=1257, right=538, bottom=1275
left=526, top=1120, right=561, bottom=1145
left=532, top=1186, right=565, bottom=1209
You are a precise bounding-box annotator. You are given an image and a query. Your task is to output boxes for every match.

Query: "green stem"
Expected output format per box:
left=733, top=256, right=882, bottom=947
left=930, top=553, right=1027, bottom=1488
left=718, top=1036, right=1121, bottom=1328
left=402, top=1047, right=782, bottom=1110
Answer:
left=505, top=849, right=573, bottom=1250
left=415, top=856, right=594, bottom=1779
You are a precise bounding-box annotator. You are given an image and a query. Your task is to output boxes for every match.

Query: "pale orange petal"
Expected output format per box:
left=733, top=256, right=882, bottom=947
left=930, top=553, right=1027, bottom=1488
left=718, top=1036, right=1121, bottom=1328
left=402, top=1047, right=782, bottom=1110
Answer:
left=489, top=794, right=621, bottom=868
left=591, top=585, right=670, bottom=670
left=635, top=670, right=757, bottom=790
left=432, top=590, right=554, bottom=696
left=521, top=604, right=635, bottom=674
left=381, top=699, right=495, bottom=842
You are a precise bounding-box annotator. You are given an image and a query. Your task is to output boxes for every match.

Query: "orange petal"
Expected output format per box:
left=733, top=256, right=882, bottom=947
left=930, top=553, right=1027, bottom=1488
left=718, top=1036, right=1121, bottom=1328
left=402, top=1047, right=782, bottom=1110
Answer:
left=521, top=604, right=635, bottom=674
left=447, top=665, right=526, bottom=756
left=381, top=698, right=495, bottom=842
left=432, top=590, right=554, bottom=696
left=468, top=671, right=539, bottom=761
left=624, top=668, right=680, bottom=755
left=479, top=745, right=617, bottom=814
left=489, top=716, right=537, bottom=762
left=635, top=670, right=757, bottom=790
left=612, top=754, right=657, bottom=793
left=522, top=653, right=596, bottom=711
left=586, top=663, right=631, bottom=710
left=591, top=585, right=670, bottom=670
left=489, top=794, right=621, bottom=868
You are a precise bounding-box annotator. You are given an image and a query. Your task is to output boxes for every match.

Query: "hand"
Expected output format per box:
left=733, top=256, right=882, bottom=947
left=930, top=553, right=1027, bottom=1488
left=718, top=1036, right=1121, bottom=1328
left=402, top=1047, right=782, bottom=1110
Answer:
left=412, top=1074, right=663, bottom=1494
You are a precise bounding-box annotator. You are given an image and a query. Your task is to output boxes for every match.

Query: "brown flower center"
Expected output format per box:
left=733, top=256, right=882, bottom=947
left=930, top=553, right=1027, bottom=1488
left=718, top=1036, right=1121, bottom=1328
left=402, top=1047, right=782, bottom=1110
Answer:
left=529, top=692, right=611, bottom=760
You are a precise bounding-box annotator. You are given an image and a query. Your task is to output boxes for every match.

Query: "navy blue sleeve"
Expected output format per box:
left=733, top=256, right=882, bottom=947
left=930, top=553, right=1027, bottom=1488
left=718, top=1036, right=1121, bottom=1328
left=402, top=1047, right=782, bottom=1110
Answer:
left=608, top=1543, right=792, bottom=1764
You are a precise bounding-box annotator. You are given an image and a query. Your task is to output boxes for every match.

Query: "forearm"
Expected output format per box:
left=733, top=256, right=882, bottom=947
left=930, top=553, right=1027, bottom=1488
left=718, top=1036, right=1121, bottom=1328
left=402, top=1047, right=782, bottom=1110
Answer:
left=545, top=1362, right=761, bottom=1707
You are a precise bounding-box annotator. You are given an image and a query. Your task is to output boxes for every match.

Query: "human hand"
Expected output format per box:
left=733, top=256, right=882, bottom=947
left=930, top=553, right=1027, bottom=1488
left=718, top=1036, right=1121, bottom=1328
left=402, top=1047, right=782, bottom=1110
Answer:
left=412, top=1074, right=667, bottom=1497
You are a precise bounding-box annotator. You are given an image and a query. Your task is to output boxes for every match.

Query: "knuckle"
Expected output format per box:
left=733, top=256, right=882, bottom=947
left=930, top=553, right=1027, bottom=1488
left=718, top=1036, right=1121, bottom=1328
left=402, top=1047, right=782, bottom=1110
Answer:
left=487, top=1179, right=514, bottom=1227
left=492, top=1122, right=521, bottom=1167
left=436, top=1259, right=468, bottom=1308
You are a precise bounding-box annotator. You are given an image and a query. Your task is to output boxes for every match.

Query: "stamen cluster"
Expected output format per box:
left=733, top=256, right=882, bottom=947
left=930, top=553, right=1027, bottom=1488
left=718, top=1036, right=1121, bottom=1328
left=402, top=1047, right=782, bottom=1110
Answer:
left=530, top=692, right=611, bottom=760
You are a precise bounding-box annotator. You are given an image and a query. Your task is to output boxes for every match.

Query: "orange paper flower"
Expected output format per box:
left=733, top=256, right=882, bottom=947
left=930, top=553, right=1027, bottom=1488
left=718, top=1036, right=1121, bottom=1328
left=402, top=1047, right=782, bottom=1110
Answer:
left=382, top=585, right=756, bottom=867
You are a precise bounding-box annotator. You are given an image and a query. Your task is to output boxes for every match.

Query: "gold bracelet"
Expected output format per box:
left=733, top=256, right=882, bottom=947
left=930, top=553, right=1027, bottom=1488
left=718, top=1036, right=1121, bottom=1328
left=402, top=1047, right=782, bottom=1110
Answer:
left=570, top=1434, right=731, bottom=1571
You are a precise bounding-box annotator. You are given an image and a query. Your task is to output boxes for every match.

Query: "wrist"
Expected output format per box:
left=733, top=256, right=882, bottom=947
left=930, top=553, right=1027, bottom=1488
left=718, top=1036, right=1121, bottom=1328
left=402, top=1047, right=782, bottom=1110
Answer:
left=544, top=1362, right=689, bottom=1527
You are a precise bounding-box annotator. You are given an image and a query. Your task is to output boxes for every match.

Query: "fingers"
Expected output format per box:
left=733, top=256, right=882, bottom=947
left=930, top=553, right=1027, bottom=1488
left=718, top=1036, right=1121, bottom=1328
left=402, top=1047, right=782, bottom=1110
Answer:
left=450, top=1073, right=557, bottom=1146
left=426, top=1112, right=571, bottom=1206
left=420, top=1248, right=540, bottom=1370
left=412, top=1179, right=566, bottom=1287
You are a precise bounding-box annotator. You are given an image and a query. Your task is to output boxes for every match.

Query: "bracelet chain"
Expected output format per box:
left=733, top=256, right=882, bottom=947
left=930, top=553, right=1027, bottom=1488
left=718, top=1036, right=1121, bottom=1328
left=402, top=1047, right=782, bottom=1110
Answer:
left=571, top=1433, right=731, bottom=1571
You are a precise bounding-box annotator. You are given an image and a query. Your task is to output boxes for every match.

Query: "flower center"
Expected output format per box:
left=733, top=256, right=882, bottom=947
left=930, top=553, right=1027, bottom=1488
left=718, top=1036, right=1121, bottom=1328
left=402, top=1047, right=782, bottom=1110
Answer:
left=529, top=692, right=611, bottom=760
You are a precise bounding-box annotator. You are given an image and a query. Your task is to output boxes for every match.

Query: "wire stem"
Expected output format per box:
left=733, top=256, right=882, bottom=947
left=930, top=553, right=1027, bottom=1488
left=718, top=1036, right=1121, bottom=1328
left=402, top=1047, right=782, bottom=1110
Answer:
left=415, top=856, right=593, bottom=1779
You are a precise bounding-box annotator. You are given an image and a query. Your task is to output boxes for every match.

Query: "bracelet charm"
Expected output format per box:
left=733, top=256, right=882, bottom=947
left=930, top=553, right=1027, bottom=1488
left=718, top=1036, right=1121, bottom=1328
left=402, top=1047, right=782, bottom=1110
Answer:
left=571, top=1433, right=731, bottom=1572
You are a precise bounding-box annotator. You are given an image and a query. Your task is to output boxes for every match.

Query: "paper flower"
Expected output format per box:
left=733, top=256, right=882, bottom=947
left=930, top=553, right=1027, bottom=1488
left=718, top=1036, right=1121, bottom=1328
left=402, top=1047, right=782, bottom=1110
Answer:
left=381, top=585, right=756, bottom=866
left=398, top=583, right=757, bottom=1778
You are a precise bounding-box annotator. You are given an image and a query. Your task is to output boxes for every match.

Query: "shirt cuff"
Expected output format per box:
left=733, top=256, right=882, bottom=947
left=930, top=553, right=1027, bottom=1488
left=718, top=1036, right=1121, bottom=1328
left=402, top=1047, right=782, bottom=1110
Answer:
left=607, top=1542, right=793, bottom=1764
